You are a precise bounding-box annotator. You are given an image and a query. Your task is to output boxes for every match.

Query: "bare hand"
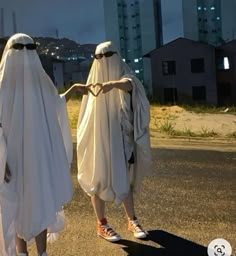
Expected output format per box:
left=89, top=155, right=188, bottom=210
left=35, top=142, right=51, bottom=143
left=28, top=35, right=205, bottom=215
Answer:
left=4, top=163, right=11, bottom=183
left=74, top=84, right=90, bottom=95
left=89, top=83, right=103, bottom=96
left=101, top=82, right=114, bottom=94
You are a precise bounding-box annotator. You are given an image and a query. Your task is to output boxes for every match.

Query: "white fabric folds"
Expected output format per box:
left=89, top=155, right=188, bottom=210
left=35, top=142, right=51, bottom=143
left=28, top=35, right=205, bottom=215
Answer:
left=77, top=41, right=151, bottom=205
left=0, top=33, right=73, bottom=255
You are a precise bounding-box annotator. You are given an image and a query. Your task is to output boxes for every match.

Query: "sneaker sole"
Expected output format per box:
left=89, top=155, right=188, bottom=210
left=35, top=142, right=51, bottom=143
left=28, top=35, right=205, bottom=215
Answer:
left=134, top=232, right=147, bottom=239
left=97, top=233, right=121, bottom=242
left=129, top=229, right=147, bottom=239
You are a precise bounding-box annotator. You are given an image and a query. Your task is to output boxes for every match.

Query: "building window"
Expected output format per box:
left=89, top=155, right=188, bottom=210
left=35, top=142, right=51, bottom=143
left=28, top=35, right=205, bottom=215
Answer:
left=192, top=86, right=206, bottom=101
left=164, top=88, right=178, bottom=104
left=162, top=61, right=176, bottom=75
left=191, top=58, right=205, bottom=73
left=210, top=6, right=216, bottom=10
left=217, top=56, right=230, bottom=70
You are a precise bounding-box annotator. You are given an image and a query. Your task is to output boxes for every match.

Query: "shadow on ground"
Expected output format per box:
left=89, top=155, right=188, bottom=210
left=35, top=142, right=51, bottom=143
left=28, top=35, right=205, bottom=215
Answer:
left=117, top=230, right=207, bottom=256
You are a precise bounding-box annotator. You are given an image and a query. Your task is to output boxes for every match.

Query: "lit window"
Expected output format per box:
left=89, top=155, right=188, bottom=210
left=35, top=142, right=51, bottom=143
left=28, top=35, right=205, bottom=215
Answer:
left=135, top=70, right=140, bottom=73
left=56, top=46, right=59, bottom=49
left=134, top=58, right=139, bottom=63
left=203, top=7, right=207, bottom=11
left=197, top=6, right=202, bottom=10
left=123, top=58, right=126, bottom=62
left=217, top=56, right=230, bottom=70
left=216, top=16, right=220, bottom=20
left=210, top=6, right=215, bottom=10
left=51, top=52, right=55, bottom=56
left=224, top=57, right=230, bottom=70
left=57, top=56, right=59, bottom=59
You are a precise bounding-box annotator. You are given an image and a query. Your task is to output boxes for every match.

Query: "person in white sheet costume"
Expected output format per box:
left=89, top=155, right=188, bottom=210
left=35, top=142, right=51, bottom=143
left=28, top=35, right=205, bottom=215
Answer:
left=77, top=41, right=151, bottom=242
left=0, top=33, right=85, bottom=256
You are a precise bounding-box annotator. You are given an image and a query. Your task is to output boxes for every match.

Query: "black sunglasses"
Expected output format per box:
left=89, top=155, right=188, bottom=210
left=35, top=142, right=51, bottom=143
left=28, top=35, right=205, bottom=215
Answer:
left=94, top=51, right=117, bottom=59
left=10, top=43, right=37, bottom=50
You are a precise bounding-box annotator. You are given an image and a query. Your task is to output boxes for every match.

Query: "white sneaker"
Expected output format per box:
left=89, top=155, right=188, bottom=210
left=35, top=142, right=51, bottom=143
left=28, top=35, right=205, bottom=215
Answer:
left=128, top=218, right=147, bottom=239
left=97, top=219, right=121, bottom=242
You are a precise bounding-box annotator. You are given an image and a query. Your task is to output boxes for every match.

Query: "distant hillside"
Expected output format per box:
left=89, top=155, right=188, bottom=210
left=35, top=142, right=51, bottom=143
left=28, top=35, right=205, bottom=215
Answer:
left=34, top=37, right=97, bottom=61
left=0, top=36, right=97, bottom=62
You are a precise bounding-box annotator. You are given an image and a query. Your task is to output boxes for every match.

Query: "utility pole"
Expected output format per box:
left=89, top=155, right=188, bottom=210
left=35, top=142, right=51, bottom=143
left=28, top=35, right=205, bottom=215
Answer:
left=12, top=11, right=17, bottom=34
left=0, top=8, right=4, bottom=37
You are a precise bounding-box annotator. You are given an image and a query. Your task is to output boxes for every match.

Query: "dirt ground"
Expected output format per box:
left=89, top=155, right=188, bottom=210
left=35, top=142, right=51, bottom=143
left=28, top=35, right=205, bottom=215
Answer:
left=150, top=105, right=236, bottom=137
left=67, top=100, right=236, bottom=138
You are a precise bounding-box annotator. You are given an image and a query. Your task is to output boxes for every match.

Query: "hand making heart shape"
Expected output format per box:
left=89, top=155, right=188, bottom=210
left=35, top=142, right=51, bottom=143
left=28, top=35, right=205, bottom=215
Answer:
left=87, top=83, right=103, bottom=97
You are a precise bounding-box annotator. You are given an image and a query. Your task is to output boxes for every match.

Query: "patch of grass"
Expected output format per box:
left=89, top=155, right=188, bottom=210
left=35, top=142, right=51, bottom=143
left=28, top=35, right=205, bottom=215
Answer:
left=175, top=128, right=198, bottom=137
left=159, top=120, right=176, bottom=136
left=69, top=115, right=78, bottom=129
left=199, top=127, right=219, bottom=137
left=227, top=131, right=236, bottom=138
left=67, top=99, right=81, bottom=129
left=158, top=123, right=220, bottom=138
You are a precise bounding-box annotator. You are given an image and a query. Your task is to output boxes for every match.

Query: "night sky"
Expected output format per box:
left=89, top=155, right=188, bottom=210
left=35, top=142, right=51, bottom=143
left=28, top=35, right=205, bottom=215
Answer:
left=0, top=0, right=105, bottom=44
left=1, top=0, right=180, bottom=44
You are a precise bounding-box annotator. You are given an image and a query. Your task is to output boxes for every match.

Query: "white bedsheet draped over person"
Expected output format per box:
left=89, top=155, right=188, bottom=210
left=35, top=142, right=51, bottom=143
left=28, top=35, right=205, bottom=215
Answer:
left=0, top=33, right=73, bottom=255
left=77, top=41, right=151, bottom=205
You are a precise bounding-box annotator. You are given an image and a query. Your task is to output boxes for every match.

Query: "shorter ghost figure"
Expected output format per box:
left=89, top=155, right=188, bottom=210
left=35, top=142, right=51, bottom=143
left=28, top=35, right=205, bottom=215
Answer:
left=0, top=33, right=74, bottom=256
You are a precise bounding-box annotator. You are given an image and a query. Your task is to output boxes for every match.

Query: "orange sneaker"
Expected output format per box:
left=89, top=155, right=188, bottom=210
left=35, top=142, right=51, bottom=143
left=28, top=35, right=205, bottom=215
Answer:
left=128, top=217, right=147, bottom=239
left=97, top=218, right=121, bottom=242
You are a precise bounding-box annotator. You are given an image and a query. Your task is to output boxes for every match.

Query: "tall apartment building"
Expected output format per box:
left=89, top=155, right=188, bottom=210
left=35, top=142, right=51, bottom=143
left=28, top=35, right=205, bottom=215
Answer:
left=162, top=0, right=236, bottom=46
left=103, top=0, right=163, bottom=94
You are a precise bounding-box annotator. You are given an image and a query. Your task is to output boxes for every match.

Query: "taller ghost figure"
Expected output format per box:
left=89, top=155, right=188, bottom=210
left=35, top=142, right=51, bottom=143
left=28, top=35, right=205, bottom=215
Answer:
left=0, top=33, right=73, bottom=256
left=77, top=41, right=151, bottom=242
